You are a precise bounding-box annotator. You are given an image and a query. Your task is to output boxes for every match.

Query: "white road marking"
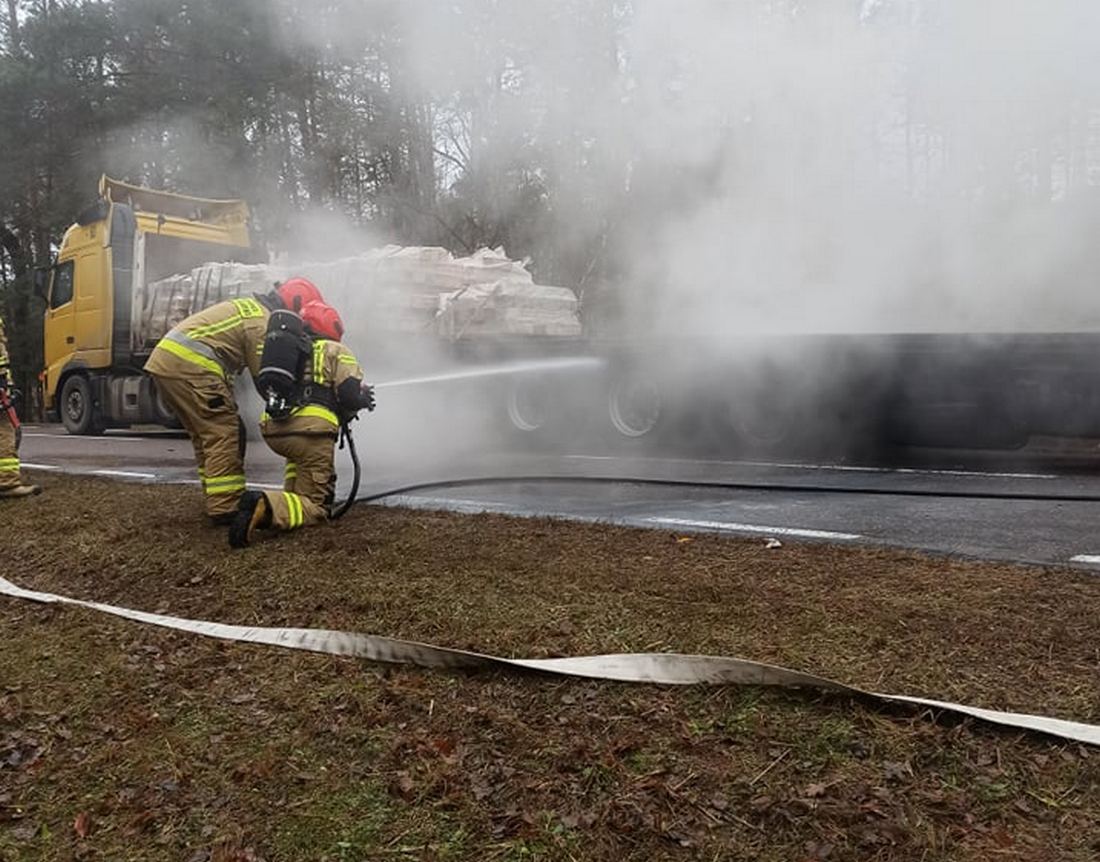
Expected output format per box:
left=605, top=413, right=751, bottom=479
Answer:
left=251, top=482, right=286, bottom=491
left=92, top=469, right=158, bottom=480
left=1070, top=555, right=1100, bottom=564
left=22, top=432, right=147, bottom=442
left=563, top=454, right=1056, bottom=480
left=646, top=516, right=863, bottom=541
left=20, top=462, right=61, bottom=471
left=386, top=494, right=513, bottom=511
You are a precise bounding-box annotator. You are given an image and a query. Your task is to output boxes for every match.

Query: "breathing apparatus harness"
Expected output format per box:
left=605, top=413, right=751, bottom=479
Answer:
left=256, top=309, right=361, bottom=520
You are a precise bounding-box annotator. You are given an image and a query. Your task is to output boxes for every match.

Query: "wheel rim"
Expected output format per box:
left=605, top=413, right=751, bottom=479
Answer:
left=65, top=387, right=86, bottom=424
left=608, top=380, right=661, bottom=438
left=507, top=380, right=549, bottom=432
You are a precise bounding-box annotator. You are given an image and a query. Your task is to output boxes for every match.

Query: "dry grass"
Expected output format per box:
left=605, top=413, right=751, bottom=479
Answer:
left=1, top=474, right=1099, bottom=861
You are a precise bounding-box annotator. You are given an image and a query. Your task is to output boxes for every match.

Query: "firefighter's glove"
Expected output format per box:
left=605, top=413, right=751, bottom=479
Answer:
left=359, top=383, right=376, bottom=413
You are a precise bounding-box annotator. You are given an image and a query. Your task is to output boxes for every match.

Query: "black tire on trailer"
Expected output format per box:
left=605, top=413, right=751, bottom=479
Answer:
left=718, top=391, right=793, bottom=457
left=59, top=374, right=105, bottom=436
left=503, top=375, right=579, bottom=453
left=506, top=376, right=553, bottom=434
left=604, top=373, right=664, bottom=446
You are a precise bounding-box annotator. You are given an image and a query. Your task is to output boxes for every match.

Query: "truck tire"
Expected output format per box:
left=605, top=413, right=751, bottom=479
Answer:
left=605, top=374, right=663, bottom=444
left=60, top=374, right=105, bottom=436
left=506, top=377, right=553, bottom=434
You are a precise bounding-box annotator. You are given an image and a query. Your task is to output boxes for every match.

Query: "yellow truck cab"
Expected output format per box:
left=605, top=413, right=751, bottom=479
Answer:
left=39, top=176, right=258, bottom=433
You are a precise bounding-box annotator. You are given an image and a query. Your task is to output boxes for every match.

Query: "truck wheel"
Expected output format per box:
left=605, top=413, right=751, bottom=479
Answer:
left=606, top=375, right=663, bottom=441
left=725, top=400, right=792, bottom=454
left=506, top=377, right=552, bottom=434
left=60, top=374, right=104, bottom=436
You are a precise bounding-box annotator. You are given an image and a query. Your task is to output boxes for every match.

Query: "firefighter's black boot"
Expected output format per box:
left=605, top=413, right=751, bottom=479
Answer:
left=228, top=491, right=272, bottom=548
left=0, top=483, right=41, bottom=499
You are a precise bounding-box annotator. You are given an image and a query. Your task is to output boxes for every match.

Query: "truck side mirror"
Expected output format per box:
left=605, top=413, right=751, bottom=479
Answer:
left=33, top=267, right=49, bottom=301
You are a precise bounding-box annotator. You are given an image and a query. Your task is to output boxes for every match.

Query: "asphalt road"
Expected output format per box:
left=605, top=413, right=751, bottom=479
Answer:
left=19, top=424, right=1100, bottom=570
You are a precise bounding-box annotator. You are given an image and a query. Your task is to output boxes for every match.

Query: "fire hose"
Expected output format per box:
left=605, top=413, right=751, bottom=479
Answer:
left=329, top=419, right=360, bottom=520
left=0, top=572, right=1097, bottom=747
left=354, top=473, right=1100, bottom=505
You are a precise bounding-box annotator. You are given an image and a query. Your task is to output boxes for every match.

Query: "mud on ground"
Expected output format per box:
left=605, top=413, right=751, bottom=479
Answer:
left=2, top=475, right=1099, bottom=861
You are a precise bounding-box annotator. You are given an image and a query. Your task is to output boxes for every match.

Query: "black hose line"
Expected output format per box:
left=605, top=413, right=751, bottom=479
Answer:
left=354, top=474, right=1100, bottom=506
left=329, top=423, right=361, bottom=520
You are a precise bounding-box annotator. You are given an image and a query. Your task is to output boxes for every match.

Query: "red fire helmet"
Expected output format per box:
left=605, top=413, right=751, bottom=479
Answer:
left=300, top=300, right=345, bottom=342
left=275, top=277, right=323, bottom=312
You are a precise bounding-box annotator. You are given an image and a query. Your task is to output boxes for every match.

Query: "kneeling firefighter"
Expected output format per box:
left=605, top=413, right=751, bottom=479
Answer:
left=144, top=277, right=324, bottom=523
left=229, top=300, right=375, bottom=547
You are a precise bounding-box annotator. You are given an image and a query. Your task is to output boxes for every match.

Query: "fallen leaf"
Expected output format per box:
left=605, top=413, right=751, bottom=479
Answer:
left=765, top=538, right=783, bottom=549
left=73, top=811, right=91, bottom=839
left=393, top=772, right=415, bottom=800
left=804, top=782, right=829, bottom=798
left=882, top=760, right=911, bottom=782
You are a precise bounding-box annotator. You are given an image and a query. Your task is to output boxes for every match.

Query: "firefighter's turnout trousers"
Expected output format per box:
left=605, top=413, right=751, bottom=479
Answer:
left=0, top=314, right=26, bottom=491
left=144, top=298, right=270, bottom=518
left=260, top=423, right=337, bottom=531
left=257, top=338, right=365, bottom=532
left=0, top=408, right=22, bottom=491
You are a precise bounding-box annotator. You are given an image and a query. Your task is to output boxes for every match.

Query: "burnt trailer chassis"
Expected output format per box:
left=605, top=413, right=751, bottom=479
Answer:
left=54, top=329, right=1100, bottom=459
left=397, top=331, right=1100, bottom=460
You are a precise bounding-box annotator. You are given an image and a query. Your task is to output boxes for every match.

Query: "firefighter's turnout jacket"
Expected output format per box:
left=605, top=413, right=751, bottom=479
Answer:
left=259, top=338, right=366, bottom=532
left=144, top=296, right=273, bottom=518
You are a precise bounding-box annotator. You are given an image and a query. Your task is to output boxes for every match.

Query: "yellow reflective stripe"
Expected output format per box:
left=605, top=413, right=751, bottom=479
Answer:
left=185, top=299, right=264, bottom=340
left=232, top=298, right=265, bottom=318
left=204, top=474, right=246, bottom=494
left=290, top=404, right=339, bottom=426
left=284, top=462, right=298, bottom=478
left=205, top=474, right=245, bottom=486
left=205, top=486, right=246, bottom=496
left=283, top=492, right=304, bottom=528
left=187, top=315, right=244, bottom=339
left=156, top=338, right=225, bottom=377
left=337, top=354, right=358, bottom=365
left=0, top=458, right=20, bottom=472
left=313, top=340, right=327, bottom=385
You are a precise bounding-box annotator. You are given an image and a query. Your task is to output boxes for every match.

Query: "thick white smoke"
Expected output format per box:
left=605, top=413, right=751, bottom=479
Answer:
left=262, top=0, right=1100, bottom=465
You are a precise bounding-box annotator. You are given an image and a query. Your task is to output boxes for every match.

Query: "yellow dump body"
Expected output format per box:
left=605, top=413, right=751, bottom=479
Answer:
left=42, top=175, right=255, bottom=431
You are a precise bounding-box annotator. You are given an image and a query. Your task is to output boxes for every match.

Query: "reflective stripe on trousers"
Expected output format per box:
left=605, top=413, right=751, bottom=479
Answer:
left=283, top=492, right=304, bottom=528
left=204, top=474, right=246, bottom=496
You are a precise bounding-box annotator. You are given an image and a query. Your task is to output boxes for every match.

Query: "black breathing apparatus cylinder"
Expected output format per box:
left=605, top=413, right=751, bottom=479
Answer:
left=257, top=309, right=310, bottom=419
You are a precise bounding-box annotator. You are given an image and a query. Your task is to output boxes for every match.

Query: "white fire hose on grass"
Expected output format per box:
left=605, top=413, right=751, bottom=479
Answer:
left=1, top=574, right=1097, bottom=747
